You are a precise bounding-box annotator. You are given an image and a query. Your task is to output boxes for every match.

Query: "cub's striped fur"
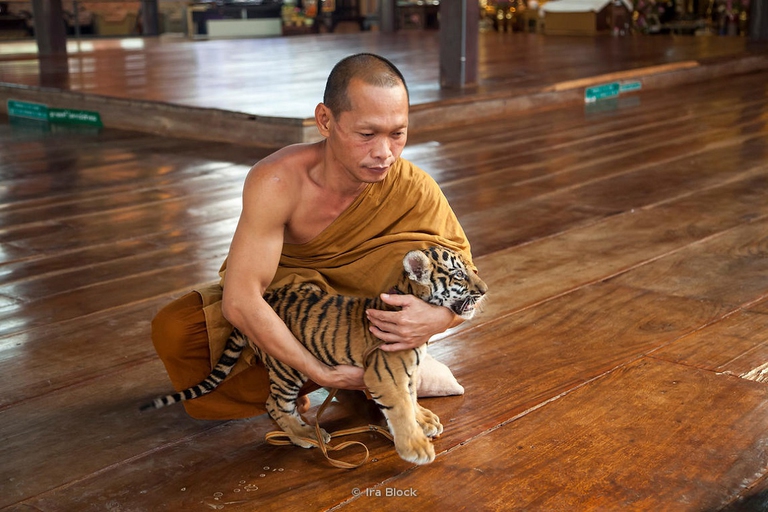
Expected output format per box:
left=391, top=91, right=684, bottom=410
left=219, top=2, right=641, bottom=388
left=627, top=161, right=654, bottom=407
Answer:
left=142, top=246, right=487, bottom=464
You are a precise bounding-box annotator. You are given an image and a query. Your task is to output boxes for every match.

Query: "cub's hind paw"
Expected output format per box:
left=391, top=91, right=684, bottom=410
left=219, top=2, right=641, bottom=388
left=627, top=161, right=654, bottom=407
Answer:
left=286, top=424, right=331, bottom=449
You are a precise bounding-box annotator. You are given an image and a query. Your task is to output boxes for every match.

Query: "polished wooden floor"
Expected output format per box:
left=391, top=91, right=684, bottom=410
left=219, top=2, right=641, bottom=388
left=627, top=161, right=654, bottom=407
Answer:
left=2, top=38, right=768, bottom=511
left=0, top=31, right=758, bottom=118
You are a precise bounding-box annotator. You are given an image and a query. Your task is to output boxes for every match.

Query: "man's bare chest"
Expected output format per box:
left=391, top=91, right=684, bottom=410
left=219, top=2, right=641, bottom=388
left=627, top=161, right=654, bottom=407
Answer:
left=283, top=198, right=355, bottom=245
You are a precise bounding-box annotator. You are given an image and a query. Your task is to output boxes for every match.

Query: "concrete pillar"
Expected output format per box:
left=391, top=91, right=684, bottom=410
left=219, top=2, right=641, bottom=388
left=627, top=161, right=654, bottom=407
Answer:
left=141, top=0, right=160, bottom=35
left=439, top=0, right=478, bottom=88
left=380, top=0, right=395, bottom=32
left=31, top=0, right=67, bottom=56
left=748, top=0, right=768, bottom=42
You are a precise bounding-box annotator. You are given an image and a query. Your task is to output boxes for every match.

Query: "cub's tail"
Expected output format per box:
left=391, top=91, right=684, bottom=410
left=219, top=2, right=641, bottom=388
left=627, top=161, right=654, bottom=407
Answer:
left=140, top=329, right=248, bottom=411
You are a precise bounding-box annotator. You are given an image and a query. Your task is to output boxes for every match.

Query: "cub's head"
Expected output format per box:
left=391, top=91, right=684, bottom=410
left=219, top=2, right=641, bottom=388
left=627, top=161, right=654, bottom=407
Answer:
left=402, top=247, right=488, bottom=320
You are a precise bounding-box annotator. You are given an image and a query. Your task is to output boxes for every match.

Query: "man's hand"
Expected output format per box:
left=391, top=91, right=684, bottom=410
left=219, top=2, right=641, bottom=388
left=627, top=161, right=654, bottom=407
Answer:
left=366, top=293, right=457, bottom=352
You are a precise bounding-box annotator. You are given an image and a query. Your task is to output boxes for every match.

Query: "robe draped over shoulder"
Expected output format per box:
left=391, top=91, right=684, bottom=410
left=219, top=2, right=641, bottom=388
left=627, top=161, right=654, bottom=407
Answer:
left=198, top=158, right=474, bottom=372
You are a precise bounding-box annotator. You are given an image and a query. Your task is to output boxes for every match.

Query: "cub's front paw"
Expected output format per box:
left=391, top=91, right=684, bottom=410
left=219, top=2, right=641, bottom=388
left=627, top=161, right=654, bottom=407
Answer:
left=395, top=432, right=436, bottom=465
left=416, top=406, right=443, bottom=438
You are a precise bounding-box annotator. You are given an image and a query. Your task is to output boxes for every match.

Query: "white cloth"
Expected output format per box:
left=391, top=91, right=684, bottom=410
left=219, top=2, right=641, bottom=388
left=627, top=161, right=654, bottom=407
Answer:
left=417, top=353, right=465, bottom=397
left=542, top=0, right=632, bottom=13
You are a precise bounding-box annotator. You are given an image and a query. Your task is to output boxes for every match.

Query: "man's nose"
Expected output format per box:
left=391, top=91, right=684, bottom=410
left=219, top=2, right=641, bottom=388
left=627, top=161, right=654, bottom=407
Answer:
left=371, top=137, right=392, bottom=160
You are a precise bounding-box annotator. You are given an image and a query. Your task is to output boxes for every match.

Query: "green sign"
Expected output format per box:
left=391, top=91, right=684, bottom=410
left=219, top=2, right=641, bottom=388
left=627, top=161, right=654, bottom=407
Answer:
left=7, top=100, right=49, bottom=121
left=7, top=100, right=103, bottom=127
left=48, top=108, right=103, bottom=127
left=620, top=81, right=642, bottom=93
left=585, top=82, right=621, bottom=103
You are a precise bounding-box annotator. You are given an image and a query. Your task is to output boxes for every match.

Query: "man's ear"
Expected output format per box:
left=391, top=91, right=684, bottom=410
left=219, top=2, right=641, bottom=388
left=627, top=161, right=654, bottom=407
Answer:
left=315, top=103, right=332, bottom=137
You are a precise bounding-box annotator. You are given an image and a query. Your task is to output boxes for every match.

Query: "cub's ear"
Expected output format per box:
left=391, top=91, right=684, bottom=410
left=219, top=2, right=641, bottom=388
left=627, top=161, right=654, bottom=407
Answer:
left=403, top=250, right=432, bottom=285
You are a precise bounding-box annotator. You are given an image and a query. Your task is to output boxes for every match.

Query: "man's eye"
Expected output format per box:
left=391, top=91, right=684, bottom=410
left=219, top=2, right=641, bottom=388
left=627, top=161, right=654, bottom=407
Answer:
left=360, top=132, right=374, bottom=137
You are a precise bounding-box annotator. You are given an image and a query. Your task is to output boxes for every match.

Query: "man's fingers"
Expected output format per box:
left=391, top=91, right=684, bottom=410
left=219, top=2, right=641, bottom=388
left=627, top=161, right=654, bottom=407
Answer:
left=378, top=341, right=408, bottom=352
left=369, top=324, right=408, bottom=350
left=369, top=324, right=398, bottom=342
left=379, top=292, right=411, bottom=307
left=366, top=308, right=397, bottom=323
left=366, top=310, right=402, bottom=336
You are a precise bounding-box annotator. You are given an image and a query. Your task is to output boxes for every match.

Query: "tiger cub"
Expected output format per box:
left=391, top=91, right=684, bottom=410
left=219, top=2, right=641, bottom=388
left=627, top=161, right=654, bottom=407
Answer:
left=143, top=246, right=487, bottom=465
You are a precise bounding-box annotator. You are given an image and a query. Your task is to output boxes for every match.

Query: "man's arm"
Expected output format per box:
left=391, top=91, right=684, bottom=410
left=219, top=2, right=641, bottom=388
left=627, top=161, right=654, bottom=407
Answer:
left=366, top=293, right=463, bottom=352
left=221, top=162, right=365, bottom=389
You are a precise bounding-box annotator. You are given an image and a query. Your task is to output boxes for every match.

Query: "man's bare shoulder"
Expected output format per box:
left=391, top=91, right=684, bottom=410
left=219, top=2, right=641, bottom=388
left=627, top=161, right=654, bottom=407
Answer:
left=251, top=143, right=320, bottom=179
left=244, top=142, right=320, bottom=196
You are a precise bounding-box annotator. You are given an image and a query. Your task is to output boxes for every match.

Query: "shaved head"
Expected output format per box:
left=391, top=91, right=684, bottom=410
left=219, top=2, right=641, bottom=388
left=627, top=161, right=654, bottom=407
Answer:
left=323, top=53, right=409, bottom=116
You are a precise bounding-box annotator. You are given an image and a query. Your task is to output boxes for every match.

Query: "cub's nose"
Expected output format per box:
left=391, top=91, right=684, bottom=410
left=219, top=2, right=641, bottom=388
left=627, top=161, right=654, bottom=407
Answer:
left=474, top=276, right=489, bottom=296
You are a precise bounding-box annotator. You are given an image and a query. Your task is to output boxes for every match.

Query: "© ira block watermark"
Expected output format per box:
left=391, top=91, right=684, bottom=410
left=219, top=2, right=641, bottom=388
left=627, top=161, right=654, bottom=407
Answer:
left=352, top=486, right=419, bottom=498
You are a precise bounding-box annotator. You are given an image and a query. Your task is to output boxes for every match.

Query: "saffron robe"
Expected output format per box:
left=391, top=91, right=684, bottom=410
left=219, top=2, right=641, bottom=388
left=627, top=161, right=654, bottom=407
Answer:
left=198, top=158, right=475, bottom=376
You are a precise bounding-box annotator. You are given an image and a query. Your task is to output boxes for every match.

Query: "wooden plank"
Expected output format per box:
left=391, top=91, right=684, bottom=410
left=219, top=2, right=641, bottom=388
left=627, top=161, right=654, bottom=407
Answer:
left=0, top=238, right=180, bottom=284
left=650, top=309, right=768, bottom=381
left=441, top=82, right=765, bottom=251
left=0, top=232, right=231, bottom=288
left=751, top=297, right=768, bottom=315
left=411, top=65, right=768, bottom=150
left=0, top=124, right=259, bottom=171
left=424, top=282, right=728, bottom=443
left=0, top=258, right=224, bottom=337
left=411, top=87, right=768, bottom=188
left=337, top=358, right=768, bottom=511
left=467, top=170, right=768, bottom=324
left=0, top=360, right=222, bottom=509
left=549, top=61, right=700, bottom=91
left=614, top=217, right=768, bottom=309
left=435, top=120, right=764, bottom=208
left=0, top=157, right=247, bottom=214
left=461, top=132, right=767, bottom=252
left=0, top=194, right=240, bottom=257
left=0, top=247, right=228, bottom=409
left=0, top=300, right=161, bottom=408
left=0, top=117, right=760, bottom=512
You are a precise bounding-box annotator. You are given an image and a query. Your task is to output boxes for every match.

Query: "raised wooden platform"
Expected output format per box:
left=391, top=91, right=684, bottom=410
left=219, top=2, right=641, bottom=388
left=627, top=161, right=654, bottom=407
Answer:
left=2, top=39, right=768, bottom=508
left=1, top=32, right=768, bottom=146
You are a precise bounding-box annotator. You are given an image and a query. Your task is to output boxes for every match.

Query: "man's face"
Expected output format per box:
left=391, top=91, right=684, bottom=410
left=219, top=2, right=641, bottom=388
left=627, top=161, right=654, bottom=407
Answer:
left=325, top=78, right=409, bottom=184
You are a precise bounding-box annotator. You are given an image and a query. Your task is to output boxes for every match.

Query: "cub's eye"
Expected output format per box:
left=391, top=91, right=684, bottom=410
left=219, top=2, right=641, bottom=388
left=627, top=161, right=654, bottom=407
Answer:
left=453, top=270, right=466, bottom=280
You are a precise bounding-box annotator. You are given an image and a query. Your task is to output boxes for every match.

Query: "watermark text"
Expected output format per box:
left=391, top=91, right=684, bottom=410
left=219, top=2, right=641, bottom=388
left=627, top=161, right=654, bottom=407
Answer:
left=351, top=487, right=419, bottom=498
